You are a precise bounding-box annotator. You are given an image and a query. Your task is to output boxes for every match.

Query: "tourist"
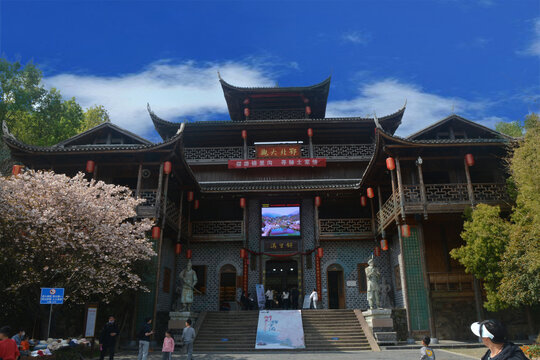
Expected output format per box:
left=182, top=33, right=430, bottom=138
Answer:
left=0, top=326, right=20, bottom=360
left=99, top=315, right=119, bottom=360
left=470, top=320, right=528, bottom=360
left=265, top=288, right=274, bottom=309
left=282, top=289, right=290, bottom=310
left=182, top=319, right=196, bottom=360
left=161, top=330, right=174, bottom=360
left=137, top=317, right=153, bottom=360
left=309, top=288, right=318, bottom=309
left=248, top=293, right=256, bottom=310
left=291, top=287, right=299, bottom=309
left=420, top=336, right=435, bottom=360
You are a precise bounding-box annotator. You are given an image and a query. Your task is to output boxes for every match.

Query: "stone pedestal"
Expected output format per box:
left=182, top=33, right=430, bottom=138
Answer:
left=168, top=311, right=198, bottom=345
left=362, top=309, right=397, bottom=345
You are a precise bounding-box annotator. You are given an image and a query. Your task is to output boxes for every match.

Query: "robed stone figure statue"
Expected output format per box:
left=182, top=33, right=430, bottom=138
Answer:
left=365, top=257, right=381, bottom=309
left=179, top=260, right=198, bottom=312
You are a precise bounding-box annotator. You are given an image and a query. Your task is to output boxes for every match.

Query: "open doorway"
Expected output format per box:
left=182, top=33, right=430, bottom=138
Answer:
left=219, top=264, right=237, bottom=311
left=265, top=259, right=298, bottom=308
left=327, top=264, right=345, bottom=309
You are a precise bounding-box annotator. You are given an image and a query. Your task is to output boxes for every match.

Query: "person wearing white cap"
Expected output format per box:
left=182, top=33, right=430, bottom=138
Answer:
left=470, top=320, right=527, bottom=360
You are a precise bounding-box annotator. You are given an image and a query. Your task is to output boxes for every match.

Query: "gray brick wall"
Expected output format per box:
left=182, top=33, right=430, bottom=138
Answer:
left=390, top=233, right=404, bottom=308
left=157, top=236, right=175, bottom=312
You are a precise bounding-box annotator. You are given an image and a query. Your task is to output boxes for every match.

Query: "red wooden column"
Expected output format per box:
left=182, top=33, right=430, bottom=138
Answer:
left=315, top=247, right=323, bottom=301
left=243, top=256, right=249, bottom=295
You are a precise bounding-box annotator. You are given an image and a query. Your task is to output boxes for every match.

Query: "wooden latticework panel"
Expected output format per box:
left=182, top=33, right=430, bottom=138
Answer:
left=319, top=218, right=372, bottom=235
left=424, top=183, right=469, bottom=202
left=403, top=185, right=421, bottom=203
left=313, top=144, right=374, bottom=159
left=184, top=146, right=243, bottom=161
left=191, top=221, right=244, bottom=236
left=472, top=183, right=509, bottom=202
left=376, top=193, right=398, bottom=231
left=249, top=109, right=306, bottom=120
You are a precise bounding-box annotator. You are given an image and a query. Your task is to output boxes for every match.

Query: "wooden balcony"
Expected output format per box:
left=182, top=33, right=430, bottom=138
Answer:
left=428, top=272, right=474, bottom=298
left=376, top=183, right=509, bottom=233
left=319, top=218, right=373, bottom=240
left=184, top=143, right=375, bottom=164
left=190, top=220, right=244, bottom=242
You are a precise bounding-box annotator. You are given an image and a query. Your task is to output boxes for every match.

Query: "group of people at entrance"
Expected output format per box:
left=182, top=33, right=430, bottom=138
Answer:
left=263, top=288, right=300, bottom=310
left=136, top=317, right=195, bottom=360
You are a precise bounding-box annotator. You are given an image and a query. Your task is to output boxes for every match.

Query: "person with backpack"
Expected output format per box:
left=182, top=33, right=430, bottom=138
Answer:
left=137, top=317, right=153, bottom=360
left=420, top=336, right=435, bottom=360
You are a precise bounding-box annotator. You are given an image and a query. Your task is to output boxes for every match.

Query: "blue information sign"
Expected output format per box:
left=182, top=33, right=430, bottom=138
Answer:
left=40, top=288, right=64, bottom=304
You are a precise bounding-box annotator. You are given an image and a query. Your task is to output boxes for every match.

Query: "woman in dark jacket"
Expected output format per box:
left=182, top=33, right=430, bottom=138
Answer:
left=470, top=320, right=528, bottom=360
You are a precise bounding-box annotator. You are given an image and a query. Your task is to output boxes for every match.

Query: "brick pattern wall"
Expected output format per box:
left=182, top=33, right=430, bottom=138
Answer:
left=390, top=233, right=404, bottom=308
left=157, top=237, right=175, bottom=312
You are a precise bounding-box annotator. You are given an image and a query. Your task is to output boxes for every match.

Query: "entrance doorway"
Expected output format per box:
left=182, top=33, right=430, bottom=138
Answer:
left=219, top=264, right=237, bottom=310
left=327, top=264, right=345, bottom=309
left=265, top=259, right=298, bottom=308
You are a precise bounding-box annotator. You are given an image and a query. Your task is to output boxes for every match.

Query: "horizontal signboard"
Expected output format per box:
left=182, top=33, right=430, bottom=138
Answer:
left=228, top=158, right=326, bottom=169
left=256, top=145, right=301, bottom=158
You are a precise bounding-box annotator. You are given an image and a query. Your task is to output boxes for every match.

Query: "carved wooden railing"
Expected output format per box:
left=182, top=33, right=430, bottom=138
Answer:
left=376, top=193, right=399, bottom=232
left=428, top=272, right=474, bottom=292
left=472, top=183, right=509, bottom=202
left=184, top=144, right=375, bottom=162
left=190, top=220, right=244, bottom=241
left=136, top=189, right=159, bottom=217
left=319, top=218, right=372, bottom=238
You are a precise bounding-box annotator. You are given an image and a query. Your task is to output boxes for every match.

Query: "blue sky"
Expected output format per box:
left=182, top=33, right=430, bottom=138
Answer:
left=1, top=0, right=539, bottom=141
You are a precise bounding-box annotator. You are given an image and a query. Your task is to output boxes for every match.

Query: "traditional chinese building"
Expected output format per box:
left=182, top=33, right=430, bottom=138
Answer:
left=3, top=76, right=515, bottom=340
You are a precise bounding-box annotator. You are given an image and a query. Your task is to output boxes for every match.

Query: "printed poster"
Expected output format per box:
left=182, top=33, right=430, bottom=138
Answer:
left=255, top=310, right=305, bottom=349
left=255, top=284, right=265, bottom=310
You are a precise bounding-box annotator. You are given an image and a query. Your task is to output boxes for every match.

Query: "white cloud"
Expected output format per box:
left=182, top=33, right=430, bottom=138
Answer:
left=523, top=18, right=540, bottom=57
left=342, top=31, right=371, bottom=45
left=326, top=79, right=490, bottom=136
left=44, top=60, right=275, bottom=137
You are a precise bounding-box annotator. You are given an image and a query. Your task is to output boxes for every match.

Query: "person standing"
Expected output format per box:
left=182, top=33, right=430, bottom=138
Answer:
left=470, top=320, right=528, bottom=360
left=137, top=317, right=153, bottom=360
left=282, top=290, right=290, bottom=310
left=161, top=330, right=174, bottom=360
left=181, top=319, right=196, bottom=360
left=265, top=288, right=274, bottom=309
left=309, top=288, right=318, bottom=309
left=0, top=327, right=19, bottom=360
left=99, top=316, right=119, bottom=360
left=420, top=336, right=436, bottom=360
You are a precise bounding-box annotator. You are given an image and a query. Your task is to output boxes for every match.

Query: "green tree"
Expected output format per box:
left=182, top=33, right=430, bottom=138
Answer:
left=80, top=105, right=110, bottom=132
left=495, top=121, right=523, bottom=137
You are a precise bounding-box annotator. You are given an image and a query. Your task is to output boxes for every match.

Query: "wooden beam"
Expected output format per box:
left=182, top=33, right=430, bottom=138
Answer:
left=395, top=158, right=406, bottom=221
left=416, top=160, right=428, bottom=219
left=135, top=163, right=143, bottom=199
left=464, top=159, right=476, bottom=207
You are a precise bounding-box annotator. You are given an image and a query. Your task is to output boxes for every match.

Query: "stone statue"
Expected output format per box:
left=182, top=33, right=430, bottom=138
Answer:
left=178, top=260, right=198, bottom=312
left=379, top=276, right=394, bottom=309
left=365, top=257, right=381, bottom=309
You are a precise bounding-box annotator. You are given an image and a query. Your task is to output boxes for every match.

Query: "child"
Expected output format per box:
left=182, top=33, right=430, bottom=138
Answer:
left=420, top=336, right=435, bottom=360
left=162, top=330, right=174, bottom=360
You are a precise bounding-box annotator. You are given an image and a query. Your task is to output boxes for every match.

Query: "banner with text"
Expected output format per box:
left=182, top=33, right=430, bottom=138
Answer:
left=255, top=310, right=305, bottom=349
left=228, top=158, right=326, bottom=169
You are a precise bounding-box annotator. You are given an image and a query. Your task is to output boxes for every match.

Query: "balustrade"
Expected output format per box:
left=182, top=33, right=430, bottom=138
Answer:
left=319, top=218, right=372, bottom=238
left=191, top=220, right=244, bottom=241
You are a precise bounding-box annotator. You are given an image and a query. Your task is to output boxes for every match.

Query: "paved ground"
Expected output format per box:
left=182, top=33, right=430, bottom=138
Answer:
left=108, top=349, right=478, bottom=360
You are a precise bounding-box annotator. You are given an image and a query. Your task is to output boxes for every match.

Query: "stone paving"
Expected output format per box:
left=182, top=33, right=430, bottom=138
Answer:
left=108, top=349, right=476, bottom=360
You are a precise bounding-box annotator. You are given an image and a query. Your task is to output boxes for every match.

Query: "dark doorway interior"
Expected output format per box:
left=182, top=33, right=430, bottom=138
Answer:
left=265, top=259, right=298, bottom=294
left=327, top=264, right=345, bottom=309
left=219, top=264, right=237, bottom=310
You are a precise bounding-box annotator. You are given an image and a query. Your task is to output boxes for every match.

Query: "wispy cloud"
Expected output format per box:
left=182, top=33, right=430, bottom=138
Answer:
left=326, top=79, right=492, bottom=136
left=44, top=60, right=275, bottom=138
left=522, top=18, right=540, bottom=57
left=342, top=31, right=371, bottom=45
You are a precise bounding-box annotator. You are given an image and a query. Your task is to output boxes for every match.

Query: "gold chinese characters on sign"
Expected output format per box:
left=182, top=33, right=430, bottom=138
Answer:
left=256, top=145, right=301, bottom=158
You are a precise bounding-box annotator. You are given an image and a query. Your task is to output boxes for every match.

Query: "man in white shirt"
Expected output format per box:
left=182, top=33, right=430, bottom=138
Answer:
left=265, top=289, right=274, bottom=309
left=282, top=290, right=290, bottom=309
left=309, top=288, right=318, bottom=309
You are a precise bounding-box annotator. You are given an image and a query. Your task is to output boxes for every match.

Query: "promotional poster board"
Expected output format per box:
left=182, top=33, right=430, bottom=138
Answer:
left=255, top=310, right=305, bottom=349
left=255, top=284, right=266, bottom=310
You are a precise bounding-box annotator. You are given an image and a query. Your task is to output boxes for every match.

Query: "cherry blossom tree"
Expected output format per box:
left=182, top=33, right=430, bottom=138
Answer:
left=0, top=170, right=155, bottom=308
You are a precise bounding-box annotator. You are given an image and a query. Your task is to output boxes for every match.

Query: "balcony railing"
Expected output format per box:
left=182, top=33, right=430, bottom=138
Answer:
left=184, top=144, right=375, bottom=163
left=191, top=220, right=244, bottom=241
left=319, top=218, right=372, bottom=239
left=428, top=272, right=474, bottom=293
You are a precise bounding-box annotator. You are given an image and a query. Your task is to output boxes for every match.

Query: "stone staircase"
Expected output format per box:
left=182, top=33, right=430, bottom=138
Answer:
left=302, top=309, right=371, bottom=351
left=193, top=309, right=373, bottom=352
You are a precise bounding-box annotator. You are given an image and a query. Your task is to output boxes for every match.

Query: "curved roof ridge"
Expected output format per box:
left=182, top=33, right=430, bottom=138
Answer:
left=219, top=75, right=331, bottom=91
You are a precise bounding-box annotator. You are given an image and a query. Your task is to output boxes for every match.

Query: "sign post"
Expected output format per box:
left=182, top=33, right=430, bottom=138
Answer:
left=40, top=288, right=64, bottom=339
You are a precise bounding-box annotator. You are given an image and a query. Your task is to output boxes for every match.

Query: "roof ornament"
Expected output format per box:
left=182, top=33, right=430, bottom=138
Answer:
left=176, top=122, right=185, bottom=136
left=373, top=112, right=382, bottom=130
left=217, top=71, right=222, bottom=80
left=2, top=121, right=15, bottom=140
left=147, top=102, right=155, bottom=115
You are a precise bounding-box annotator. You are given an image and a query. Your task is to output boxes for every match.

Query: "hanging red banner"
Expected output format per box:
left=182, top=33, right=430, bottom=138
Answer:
left=228, top=158, right=326, bottom=169
left=256, top=145, right=301, bottom=158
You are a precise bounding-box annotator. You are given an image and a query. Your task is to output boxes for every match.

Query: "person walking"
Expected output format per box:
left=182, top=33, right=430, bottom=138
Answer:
left=181, top=319, right=196, bottom=360
left=420, top=336, right=435, bottom=360
left=161, top=330, right=174, bottom=360
left=309, top=288, right=318, bottom=309
left=0, top=327, right=19, bottom=360
left=137, top=317, right=153, bottom=360
left=99, top=315, right=119, bottom=360
left=470, top=320, right=528, bottom=360
left=282, top=290, right=290, bottom=310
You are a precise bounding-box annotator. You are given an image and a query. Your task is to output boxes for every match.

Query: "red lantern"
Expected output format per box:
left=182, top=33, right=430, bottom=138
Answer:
left=386, top=157, right=396, bottom=171
left=12, top=165, right=22, bottom=176
left=241, top=130, right=247, bottom=139
left=381, top=239, right=388, bottom=251
left=303, top=97, right=309, bottom=104
left=187, top=191, right=194, bottom=202
left=151, top=226, right=160, bottom=240
left=163, top=161, right=172, bottom=175
left=374, top=246, right=381, bottom=257
left=240, top=248, right=246, bottom=259
left=401, top=224, right=411, bottom=238
left=314, top=196, right=321, bottom=208
left=360, top=195, right=367, bottom=207
left=244, top=108, right=250, bottom=117
left=239, top=197, right=246, bottom=209
left=367, top=187, right=375, bottom=199
left=307, top=128, right=314, bottom=137
left=317, top=247, right=324, bottom=258
left=305, top=106, right=312, bottom=115
left=85, top=160, right=95, bottom=173
left=465, top=153, right=475, bottom=167
left=175, top=243, right=182, bottom=255
left=243, top=98, right=250, bottom=105
left=194, top=199, right=200, bottom=210
left=186, top=249, right=192, bottom=259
